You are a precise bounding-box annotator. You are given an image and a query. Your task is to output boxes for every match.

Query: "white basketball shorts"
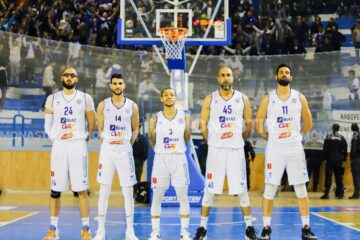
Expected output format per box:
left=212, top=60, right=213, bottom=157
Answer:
left=264, top=142, right=309, bottom=185
left=205, top=146, right=247, bottom=195
left=50, top=140, right=89, bottom=192
left=97, top=142, right=137, bottom=187
left=151, top=153, right=190, bottom=189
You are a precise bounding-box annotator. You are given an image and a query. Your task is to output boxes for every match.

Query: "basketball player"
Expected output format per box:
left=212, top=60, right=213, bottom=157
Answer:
left=255, top=64, right=317, bottom=239
left=148, top=87, right=192, bottom=240
left=93, top=73, right=139, bottom=240
left=194, top=67, right=257, bottom=240
left=43, top=67, right=95, bottom=240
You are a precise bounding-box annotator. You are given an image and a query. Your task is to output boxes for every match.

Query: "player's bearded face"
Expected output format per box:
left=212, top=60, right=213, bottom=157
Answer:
left=277, top=76, right=291, bottom=86
left=220, top=82, right=232, bottom=90
left=112, top=88, right=123, bottom=95
left=62, top=80, right=76, bottom=89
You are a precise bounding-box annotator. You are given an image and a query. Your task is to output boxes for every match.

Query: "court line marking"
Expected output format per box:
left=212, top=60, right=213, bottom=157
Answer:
left=0, top=211, right=39, bottom=228
left=312, top=212, right=360, bottom=232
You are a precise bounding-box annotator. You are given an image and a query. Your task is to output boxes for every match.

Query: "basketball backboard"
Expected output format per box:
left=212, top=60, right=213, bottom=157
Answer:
left=117, top=0, right=231, bottom=46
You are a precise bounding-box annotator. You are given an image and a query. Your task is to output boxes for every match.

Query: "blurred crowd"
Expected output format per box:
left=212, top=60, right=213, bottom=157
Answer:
left=0, top=0, right=359, bottom=56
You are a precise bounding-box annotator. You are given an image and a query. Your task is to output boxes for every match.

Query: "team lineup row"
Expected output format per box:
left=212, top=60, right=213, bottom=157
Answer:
left=42, top=65, right=317, bottom=240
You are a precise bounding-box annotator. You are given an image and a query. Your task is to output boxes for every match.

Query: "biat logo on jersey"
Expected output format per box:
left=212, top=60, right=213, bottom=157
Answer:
left=207, top=173, right=212, bottom=179
left=110, top=125, right=125, bottom=131
left=219, top=116, right=235, bottom=122
left=277, top=117, right=292, bottom=123
left=163, top=137, right=179, bottom=143
left=60, top=118, right=76, bottom=123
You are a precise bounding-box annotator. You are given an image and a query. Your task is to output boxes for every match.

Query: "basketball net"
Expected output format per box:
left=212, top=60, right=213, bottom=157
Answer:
left=159, top=27, right=188, bottom=60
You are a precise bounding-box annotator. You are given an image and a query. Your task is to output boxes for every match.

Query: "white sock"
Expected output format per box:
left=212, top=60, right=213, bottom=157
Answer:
left=98, top=184, right=111, bottom=231
left=122, top=186, right=135, bottom=232
left=97, top=215, right=105, bottom=232
left=152, top=218, right=160, bottom=231
left=301, top=215, right=310, bottom=228
left=263, top=216, right=271, bottom=227
left=200, top=216, right=208, bottom=228
left=82, top=217, right=89, bottom=227
left=50, top=216, right=59, bottom=229
left=181, top=217, right=190, bottom=230
left=244, top=215, right=252, bottom=227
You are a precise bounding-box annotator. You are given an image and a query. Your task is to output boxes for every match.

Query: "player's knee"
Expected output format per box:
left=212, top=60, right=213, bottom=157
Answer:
left=202, top=190, right=214, bottom=207
left=294, top=184, right=308, bottom=198
left=51, top=190, right=61, bottom=199
left=263, top=183, right=278, bottom=200
left=176, top=187, right=190, bottom=215
left=151, top=188, right=166, bottom=216
left=239, top=191, right=250, bottom=207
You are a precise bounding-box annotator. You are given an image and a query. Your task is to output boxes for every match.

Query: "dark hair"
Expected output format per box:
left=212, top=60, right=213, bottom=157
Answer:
left=349, top=69, right=355, bottom=75
left=351, top=123, right=359, bottom=132
left=276, top=64, right=291, bottom=75
left=111, top=73, right=123, bottom=83
left=161, top=87, right=175, bottom=97
left=332, top=123, right=340, bottom=132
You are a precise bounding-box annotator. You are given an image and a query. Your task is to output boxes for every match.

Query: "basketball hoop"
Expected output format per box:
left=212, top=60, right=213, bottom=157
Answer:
left=159, top=27, right=188, bottom=60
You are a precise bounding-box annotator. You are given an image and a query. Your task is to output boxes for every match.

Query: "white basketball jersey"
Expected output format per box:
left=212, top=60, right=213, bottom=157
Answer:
left=101, top=97, right=134, bottom=146
left=266, top=89, right=302, bottom=144
left=207, top=90, right=244, bottom=148
left=51, top=90, right=87, bottom=141
left=154, top=110, right=187, bottom=154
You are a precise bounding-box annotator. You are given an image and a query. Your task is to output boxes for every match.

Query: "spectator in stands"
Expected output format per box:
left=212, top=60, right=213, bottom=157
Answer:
left=276, top=19, right=293, bottom=54
left=0, top=39, right=8, bottom=107
left=337, top=0, right=353, bottom=17
left=289, top=38, right=306, bottom=54
left=0, top=58, right=7, bottom=108
left=349, top=123, right=360, bottom=199
left=351, top=19, right=360, bottom=58
left=42, top=61, right=57, bottom=107
left=313, top=24, right=325, bottom=52
left=330, top=26, right=346, bottom=51
left=310, top=15, right=323, bottom=36
left=137, top=75, right=160, bottom=117
left=321, top=123, right=348, bottom=199
left=22, top=36, right=42, bottom=83
left=8, top=34, right=21, bottom=87
left=348, top=69, right=359, bottom=102
left=326, top=17, right=338, bottom=30
left=292, top=16, right=309, bottom=47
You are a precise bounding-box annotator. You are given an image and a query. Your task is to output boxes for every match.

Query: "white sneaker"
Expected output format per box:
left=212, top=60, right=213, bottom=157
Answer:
left=126, top=229, right=139, bottom=240
left=93, top=230, right=105, bottom=240
left=180, top=228, right=191, bottom=240
left=148, top=229, right=161, bottom=240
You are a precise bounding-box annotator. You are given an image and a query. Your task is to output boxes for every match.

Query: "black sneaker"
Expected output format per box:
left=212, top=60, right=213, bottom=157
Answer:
left=302, top=226, right=317, bottom=239
left=193, top=226, right=207, bottom=240
left=349, top=194, right=360, bottom=199
left=320, top=194, right=329, bottom=199
left=246, top=226, right=258, bottom=240
left=259, top=226, right=271, bottom=240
